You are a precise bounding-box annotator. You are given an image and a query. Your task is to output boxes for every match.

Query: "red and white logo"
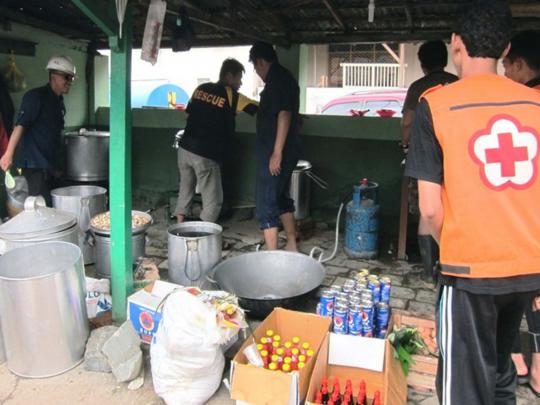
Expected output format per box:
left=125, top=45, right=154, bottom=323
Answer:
left=469, top=115, right=539, bottom=190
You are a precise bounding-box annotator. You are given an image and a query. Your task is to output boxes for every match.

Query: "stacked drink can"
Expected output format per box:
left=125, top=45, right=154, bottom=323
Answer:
left=317, top=269, right=391, bottom=338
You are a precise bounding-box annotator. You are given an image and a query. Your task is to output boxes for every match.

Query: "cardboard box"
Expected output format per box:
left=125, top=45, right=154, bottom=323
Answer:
left=306, top=332, right=407, bottom=405
left=230, top=308, right=332, bottom=405
left=127, top=280, right=181, bottom=344
left=329, top=333, right=386, bottom=372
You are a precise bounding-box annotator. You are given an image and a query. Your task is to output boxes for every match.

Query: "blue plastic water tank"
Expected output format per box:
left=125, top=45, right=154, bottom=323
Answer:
left=344, top=179, right=379, bottom=258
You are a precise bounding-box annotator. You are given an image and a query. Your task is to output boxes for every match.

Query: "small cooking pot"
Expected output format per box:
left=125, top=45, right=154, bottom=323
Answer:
left=209, top=250, right=325, bottom=319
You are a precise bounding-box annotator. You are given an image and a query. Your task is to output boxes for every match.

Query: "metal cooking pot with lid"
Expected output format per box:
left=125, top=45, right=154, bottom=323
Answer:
left=0, top=196, right=79, bottom=254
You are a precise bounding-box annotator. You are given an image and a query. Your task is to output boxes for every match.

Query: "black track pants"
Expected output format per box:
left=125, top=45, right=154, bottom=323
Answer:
left=436, top=286, right=537, bottom=405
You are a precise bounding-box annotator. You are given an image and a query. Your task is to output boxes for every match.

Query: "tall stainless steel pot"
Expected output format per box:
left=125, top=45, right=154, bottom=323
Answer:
left=0, top=196, right=79, bottom=254
left=65, top=129, right=109, bottom=181
left=51, top=186, right=108, bottom=264
left=0, top=242, right=89, bottom=378
left=168, top=222, right=222, bottom=287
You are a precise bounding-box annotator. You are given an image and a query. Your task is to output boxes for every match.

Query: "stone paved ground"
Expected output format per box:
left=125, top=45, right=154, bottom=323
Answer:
left=1, top=210, right=537, bottom=404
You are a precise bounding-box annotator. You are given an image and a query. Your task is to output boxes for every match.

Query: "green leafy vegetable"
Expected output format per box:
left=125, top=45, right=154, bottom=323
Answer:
left=388, top=326, right=425, bottom=376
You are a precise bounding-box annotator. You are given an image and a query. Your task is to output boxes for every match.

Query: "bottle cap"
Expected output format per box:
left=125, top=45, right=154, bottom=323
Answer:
left=307, top=349, right=314, bottom=357
left=302, top=342, right=310, bottom=350
left=291, top=348, right=300, bottom=356
left=276, top=348, right=285, bottom=356
left=292, top=336, right=300, bottom=344
left=260, top=337, right=268, bottom=344
left=266, top=329, right=274, bottom=337
left=284, top=341, right=292, bottom=349
left=273, top=334, right=281, bottom=342
left=260, top=350, right=269, bottom=357
left=256, top=344, right=264, bottom=351
left=269, top=362, right=278, bottom=371
left=284, top=357, right=292, bottom=364
left=271, top=354, right=279, bottom=362
left=282, top=364, right=291, bottom=372
left=272, top=341, right=280, bottom=348
left=298, top=354, right=306, bottom=362
left=298, top=362, right=305, bottom=369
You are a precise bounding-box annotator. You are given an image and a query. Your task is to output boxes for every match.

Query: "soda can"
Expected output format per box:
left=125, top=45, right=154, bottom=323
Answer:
left=376, top=327, right=388, bottom=339
left=367, top=274, right=379, bottom=282
left=333, top=303, right=349, bottom=334
left=335, top=297, right=349, bottom=308
left=380, top=276, right=392, bottom=303
left=348, top=303, right=362, bottom=335
left=330, top=284, right=343, bottom=292
left=342, top=285, right=355, bottom=294
left=344, top=278, right=357, bottom=288
left=361, top=311, right=373, bottom=337
left=361, top=291, right=374, bottom=302
left=368, top=279, right=381, bottom=304
left=348, top=295, right=361, bottom=306
left=355, top=279, right=368, bottom=289
left=376, top=302, right=390, bottom=331
left=336, top=291, right=349, bottom=301
left=357, top=269, right=370, bottom=279
left=318, top=288, right=335, bottom=317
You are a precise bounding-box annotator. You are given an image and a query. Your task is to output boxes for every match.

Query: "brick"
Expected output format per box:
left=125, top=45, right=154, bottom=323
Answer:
left=101, top=321, right=143, bottom=382
left=410, top=354, right=438, bottom=375
left=391, top=286, right=416, bottom=300
left=84, top=326, right=118, bottom=372
left=415, top=289, right=437, bottom=304
left=407, top=301, right=436, bottom=320
left=390, top=297, right=407, bottom=309
left=325, top=265, right=347, bottom=276
left=407, top=371, right=436, bottom=393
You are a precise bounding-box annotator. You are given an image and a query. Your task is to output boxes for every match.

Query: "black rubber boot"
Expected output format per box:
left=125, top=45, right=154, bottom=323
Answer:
left=417, top=234, right=439, bottom=282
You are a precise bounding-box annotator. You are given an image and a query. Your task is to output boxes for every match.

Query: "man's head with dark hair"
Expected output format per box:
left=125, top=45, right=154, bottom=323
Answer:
left=249, top=42, right=278, bottom=82
left=249, top=42, right=278, bottom=64
left=219, top=58, right=245, bottom=81
left=219, top=58, right=245, bottom=91
left=418, top=40, right=448, bottom=72
left=503, top=30, right=540, bottom=84
left=453, top=1, right=512, bottom=59
left=505, top=30, right=540, bottom=71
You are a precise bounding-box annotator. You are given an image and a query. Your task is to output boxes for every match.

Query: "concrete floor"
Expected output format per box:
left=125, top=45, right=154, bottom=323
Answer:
left=0, top=210, right=538, bottom=404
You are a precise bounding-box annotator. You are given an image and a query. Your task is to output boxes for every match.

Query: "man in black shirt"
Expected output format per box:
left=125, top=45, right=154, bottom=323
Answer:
left=503, top=30, right=540, bottom=395
left=249, top=42, right=301, bottom=251
left=0, top=55, right=75, bottom=206
left=401, top=40, right=458, bottom=282
left=174, top=58, right=257, bottom=223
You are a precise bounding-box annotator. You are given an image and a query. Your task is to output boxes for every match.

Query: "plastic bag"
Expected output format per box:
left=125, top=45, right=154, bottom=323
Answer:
left=150, top=290, right=226, bottom=405
left=85, top=277, right=112, bottom=318
left=141, top=0, right=167, bottom=65
left=3, top=53, right=26, bottom=93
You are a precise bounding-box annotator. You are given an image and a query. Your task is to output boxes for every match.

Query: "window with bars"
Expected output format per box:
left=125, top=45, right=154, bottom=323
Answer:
left=328, top=43, right=399, bottom=87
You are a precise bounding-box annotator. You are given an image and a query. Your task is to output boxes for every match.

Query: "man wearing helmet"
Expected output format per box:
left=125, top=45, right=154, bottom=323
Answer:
left=0, top=55, right=76, bottom=205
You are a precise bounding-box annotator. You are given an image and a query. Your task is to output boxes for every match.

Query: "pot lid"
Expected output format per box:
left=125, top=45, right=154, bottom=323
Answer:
left=0, top=196, right=77, bottom=240
left=295, top=160, right=312, bottom=171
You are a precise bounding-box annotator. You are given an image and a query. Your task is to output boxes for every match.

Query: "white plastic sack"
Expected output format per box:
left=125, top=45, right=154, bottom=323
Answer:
left=150, top=290, right=225, bottom=405
left=141, top=0, right=167, bottom=65
left=85, top=277, right=112, bottom=318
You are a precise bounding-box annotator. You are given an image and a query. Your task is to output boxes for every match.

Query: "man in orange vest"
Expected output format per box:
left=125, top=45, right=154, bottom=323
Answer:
left=502, top=30, right=540, bottom=397
left=405, top=2, right=540, bottom=404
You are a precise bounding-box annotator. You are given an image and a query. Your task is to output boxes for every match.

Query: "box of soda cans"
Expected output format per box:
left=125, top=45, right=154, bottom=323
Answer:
left=316, top=269, right=393, bottom=371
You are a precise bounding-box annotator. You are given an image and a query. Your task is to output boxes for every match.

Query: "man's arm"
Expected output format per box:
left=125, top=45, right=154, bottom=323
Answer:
left=0, top=125, right=24, bottom=171
left=400, top=109, right=415, bottom=145
left=418, top=180, right=443, bottom=243
left=269, top=110, right=291, bottom=176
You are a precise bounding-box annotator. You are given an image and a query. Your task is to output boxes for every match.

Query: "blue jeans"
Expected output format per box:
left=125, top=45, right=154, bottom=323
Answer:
left=255, top=158, right=297, bottom=229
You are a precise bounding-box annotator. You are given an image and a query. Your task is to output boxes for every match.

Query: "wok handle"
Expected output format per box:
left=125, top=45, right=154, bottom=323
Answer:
left=205, top=274, right=218, bottom=285
left=309, top=246, right=325, bottom=262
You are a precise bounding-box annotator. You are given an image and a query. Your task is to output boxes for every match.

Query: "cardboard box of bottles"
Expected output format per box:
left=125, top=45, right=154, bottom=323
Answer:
left=305, top=329, right=407, bottom=404
left=230, top=308, right=332, bottom=405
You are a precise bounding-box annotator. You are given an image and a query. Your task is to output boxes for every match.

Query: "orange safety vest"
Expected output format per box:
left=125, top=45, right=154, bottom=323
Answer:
left=422, top=74, right=540, bottom=279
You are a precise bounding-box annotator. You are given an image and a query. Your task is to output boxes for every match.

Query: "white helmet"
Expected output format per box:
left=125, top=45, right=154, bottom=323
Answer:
left=46, top=55, right=76, bottom=76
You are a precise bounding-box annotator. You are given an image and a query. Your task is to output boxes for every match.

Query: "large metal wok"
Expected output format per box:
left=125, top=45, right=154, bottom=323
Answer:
left=209, top=250, right=326, bottom=319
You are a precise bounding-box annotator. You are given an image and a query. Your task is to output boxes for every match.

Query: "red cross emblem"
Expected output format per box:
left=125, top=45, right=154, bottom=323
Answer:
left=469, top=115, right=539, bottom=190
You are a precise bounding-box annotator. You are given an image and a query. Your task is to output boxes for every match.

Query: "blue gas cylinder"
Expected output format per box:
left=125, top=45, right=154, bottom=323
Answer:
left=345, top=178, right=379, bottom=258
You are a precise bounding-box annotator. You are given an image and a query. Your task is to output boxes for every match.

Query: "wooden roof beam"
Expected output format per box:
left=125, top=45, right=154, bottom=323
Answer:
left=322, top=0, right=346, bottom=30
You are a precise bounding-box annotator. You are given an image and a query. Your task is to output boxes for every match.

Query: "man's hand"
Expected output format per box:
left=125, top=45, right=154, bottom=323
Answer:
left=0, top=152, right=13, bottom=172
left=269, top=151, right=282, bottom=176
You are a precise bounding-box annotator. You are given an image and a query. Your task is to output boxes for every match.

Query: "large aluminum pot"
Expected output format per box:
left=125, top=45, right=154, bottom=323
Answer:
left=290, top=160, right=312, bottom=220
left=211, top=251, right=326, bottom=318
left=0, top=196, right=78, bottom=254
left=51, top=186, right=108, bottom=264
left=90, top=210, right=152, bottom=279
left=168, top=222, right=222, bottom=287
left=0, top=242, right=89, bottom=378
left=65, top=129, right=109, bottom=181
